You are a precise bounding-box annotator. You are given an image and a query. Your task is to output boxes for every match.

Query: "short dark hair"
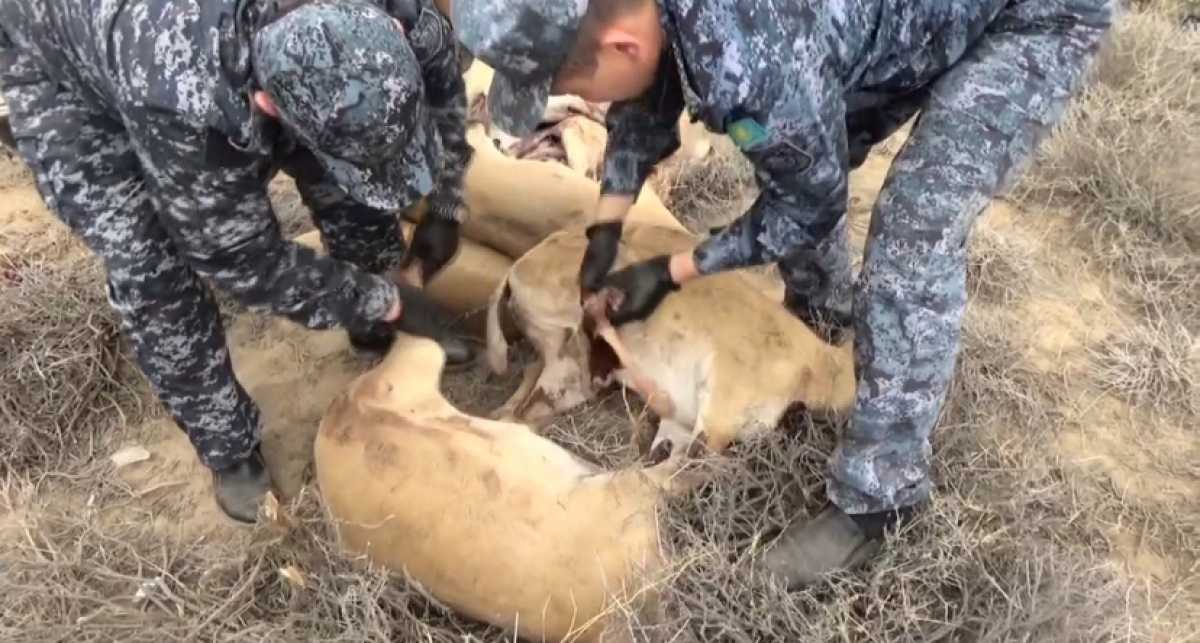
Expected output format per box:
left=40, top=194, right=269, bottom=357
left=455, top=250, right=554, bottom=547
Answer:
left=560, top=0, right=649, bottom=75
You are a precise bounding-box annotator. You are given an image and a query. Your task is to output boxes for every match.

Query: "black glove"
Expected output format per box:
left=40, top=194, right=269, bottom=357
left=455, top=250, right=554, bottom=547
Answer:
left=351, top=282, right=474, bottom=364
left=348, top=282, right=448, bottom=349
left=579, top=221, right=622, bottom=294
left=601, top=255, right=680, bottom=326
left=394, top=282, right=475, bottom=365
left=403, top=217, right=460, bottom=281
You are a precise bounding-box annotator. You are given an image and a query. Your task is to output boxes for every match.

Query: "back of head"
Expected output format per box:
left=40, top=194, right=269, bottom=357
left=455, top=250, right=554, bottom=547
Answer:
left=452, top=0, right=658, bottom=134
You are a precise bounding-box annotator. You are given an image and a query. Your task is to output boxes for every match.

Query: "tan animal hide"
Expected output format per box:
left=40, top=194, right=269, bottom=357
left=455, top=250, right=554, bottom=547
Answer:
left=486, top=223, right=857, bottom=454
left=454, top=125, right=687, bottom=258
left=314, top=333, right=694, bottom=642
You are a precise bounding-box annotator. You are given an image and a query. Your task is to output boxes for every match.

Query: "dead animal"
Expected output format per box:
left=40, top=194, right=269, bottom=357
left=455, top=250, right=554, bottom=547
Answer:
left=452, top=125, right=685, bottom=259
left=314, top=333, right=695, bottom=643
left=486, top=222, right=857, bottom=455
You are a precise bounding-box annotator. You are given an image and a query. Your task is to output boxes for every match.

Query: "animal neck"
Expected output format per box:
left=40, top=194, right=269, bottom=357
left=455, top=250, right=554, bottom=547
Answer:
left=780, top=319, right=858, bottom=414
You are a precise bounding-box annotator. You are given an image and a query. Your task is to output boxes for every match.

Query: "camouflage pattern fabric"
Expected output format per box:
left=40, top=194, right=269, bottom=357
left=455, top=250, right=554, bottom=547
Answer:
left=450, top=0, right=589, bottom=136
left=0, top=0, right=469, bottom=470
left=599, top=0, right=1114, bottom=513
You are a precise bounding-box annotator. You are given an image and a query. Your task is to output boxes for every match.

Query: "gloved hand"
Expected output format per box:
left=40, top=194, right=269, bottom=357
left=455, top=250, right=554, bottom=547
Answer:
left=600, top=255, right=680, bottom=326
left=579, top=221, right=623, bottom=294
left=392, top=281, right=475, bottom=365
left=349, top=281, right=474, bottom=365
left=402, top=216, right=460, bottom=282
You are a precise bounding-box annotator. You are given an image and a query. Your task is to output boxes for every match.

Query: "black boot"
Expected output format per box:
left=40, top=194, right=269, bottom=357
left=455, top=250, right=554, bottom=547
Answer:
left=756, top=503, right=913, bottom=589
left=211, top=447, right=271, bottom=524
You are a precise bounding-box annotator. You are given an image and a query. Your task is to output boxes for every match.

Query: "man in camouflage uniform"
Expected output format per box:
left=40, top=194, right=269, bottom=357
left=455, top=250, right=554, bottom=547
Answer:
left=0, top=0, right=475, bottom=523
left=454, top=0, right=1113, bottom=586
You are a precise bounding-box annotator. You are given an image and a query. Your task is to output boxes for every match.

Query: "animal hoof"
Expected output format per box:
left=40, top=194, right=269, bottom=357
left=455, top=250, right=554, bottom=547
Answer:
left=686, top=434, right=710, bottom=460
left=647, top=439, right=673, bottom=465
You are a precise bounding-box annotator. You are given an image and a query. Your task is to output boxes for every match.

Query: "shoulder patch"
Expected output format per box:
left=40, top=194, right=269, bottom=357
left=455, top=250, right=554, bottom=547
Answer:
left=727, top=117, right=770, bottom=150
left=762, top=142, right=814, bottom=174
left=408, top=7, right=448, bottom=65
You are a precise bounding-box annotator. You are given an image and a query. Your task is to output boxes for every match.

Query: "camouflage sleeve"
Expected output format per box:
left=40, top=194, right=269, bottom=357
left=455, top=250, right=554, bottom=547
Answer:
left=599, top=62, right=685, bottom=197
left=692, top=68, right=849, bottom=275
left=406, top=1, right=471, bottom=222
left=123, top=109, right=399, bottom=331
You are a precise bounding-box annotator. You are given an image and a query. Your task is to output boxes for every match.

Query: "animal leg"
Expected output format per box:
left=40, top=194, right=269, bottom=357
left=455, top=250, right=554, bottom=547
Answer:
left=630, top=416, right=656, bottom=460
left=490, top=359, right=544, bottom=421
left=636, top=453, right=706, bottom=498
left=592, top=325, right=675, bottom=420
left=692, top=386, right=741, bottom=456
left=649, top=419, right=692, bottom=461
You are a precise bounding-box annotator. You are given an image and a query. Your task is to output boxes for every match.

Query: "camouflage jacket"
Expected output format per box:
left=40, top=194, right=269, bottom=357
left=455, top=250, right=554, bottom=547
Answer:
left=0, top=0, right=469, bottom=328
left=601, top=0, right=1010, bottom=274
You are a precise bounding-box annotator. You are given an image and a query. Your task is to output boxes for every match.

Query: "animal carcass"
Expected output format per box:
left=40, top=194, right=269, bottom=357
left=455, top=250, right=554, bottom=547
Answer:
left=314, top=333, right=693, bottom=642
left=486, top=222, right=857, bottom=455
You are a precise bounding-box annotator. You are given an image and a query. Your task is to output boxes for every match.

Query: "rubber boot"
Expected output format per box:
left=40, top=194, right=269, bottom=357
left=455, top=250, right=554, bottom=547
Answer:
left=212, top=447, right=271, bottom=524
left=756, top=503, right=911, bottom=589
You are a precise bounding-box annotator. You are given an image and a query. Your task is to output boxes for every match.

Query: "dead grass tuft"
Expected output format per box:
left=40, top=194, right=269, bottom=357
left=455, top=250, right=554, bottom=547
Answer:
left=0, top=477, right=505, bottom=642
left=1092, top=311, right=1199, bottom=417
left=653, top=138, right=757, bottom=234
left=0, top=148, right=33, bottom=190
left=628, top=420, right=1141, bottom=641
left=1132, top=0, right=1200, bottom=23
left=966, top=219, right=1041, bottom=305
left=0, top=251, right=144, bottom=475
left=1015, top=11, right=1200, bottom=321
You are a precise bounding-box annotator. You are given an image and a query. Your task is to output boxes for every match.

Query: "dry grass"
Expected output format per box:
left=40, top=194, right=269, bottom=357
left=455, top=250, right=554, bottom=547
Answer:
left=965, top=220, right=1041, bottom=305
left=0, top=474, right=508, bottom=642
left=632, top=427, right=1145, bottom=642
left=652, top=137, right=757, bottom=235
left=1014, top=10, right=1200, bottom=324
left=0, top=249, right=145, bottom=476
left=0, top=147, right=32, bottom=189
left=1093, top=309, right=1199, bottom=417
left=1133, top=0, right=1200, bottom=22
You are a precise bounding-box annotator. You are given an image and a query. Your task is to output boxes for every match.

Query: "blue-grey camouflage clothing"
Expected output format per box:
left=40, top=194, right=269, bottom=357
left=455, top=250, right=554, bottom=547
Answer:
left=0, top=0, right=470, bottom=470
left=601, top=0, right=1113, bottom=513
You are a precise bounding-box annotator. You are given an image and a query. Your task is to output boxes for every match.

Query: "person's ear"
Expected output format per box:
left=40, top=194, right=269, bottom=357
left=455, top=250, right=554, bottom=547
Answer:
left=600, top=28, right=644, bottom=64
left=253, top=91, right=280, bottom=118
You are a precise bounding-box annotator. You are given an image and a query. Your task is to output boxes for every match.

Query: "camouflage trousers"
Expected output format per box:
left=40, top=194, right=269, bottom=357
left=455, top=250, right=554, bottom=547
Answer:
left=779, top=0, right=1111, bottom=514
left=0, top=47, right=405, bottom=470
